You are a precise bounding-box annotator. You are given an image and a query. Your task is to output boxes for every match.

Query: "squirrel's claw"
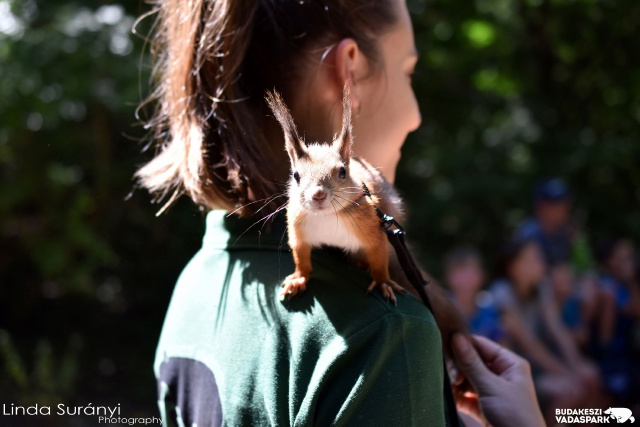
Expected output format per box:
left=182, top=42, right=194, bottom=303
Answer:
left=280, top=273, right=308, bottom=300
left=367, top=279, right=404, bottom=305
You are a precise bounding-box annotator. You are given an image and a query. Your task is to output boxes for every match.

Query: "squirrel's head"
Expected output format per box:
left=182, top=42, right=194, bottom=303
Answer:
left=266, top=83, right=358, bottom=213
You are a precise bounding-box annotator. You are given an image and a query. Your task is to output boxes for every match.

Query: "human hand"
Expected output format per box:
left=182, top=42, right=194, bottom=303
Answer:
left=451, top=333, right=545, bottom=427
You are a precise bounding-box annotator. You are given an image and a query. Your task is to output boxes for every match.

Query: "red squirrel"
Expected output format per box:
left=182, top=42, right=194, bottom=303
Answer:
left=265, top=85, right=468, bottom=355
left=266, top=86, right=405, bottom=303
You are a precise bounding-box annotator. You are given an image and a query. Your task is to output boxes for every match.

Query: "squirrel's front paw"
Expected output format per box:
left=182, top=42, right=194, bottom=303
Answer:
left=367, top=278, right=405, bottom=305
left=280, top=272, right=308, bottom=300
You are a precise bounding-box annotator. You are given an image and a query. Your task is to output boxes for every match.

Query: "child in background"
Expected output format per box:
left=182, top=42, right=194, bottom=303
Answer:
left=489, top=239, right=600, bottom=422
left=445, top=247, right=504, bottom=343
left=633, top=263, right=640, bottom=360
left=516, top=178, right=594, bottom=271
left=549, top=262, right=590, bottom=349
left=594, top=238, right=640, bottom=403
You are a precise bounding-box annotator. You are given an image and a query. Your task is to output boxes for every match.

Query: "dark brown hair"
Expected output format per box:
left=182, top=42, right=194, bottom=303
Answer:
left=136, top=0, right=398, bottom=215
left=496, top=238, right=538, bottom=279
left=444, top=246, right=482, bottom=269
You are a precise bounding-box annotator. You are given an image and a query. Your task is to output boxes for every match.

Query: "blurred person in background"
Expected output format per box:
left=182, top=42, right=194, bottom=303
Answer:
left=444, top=246, right=504, bottom=343
left=575, top=271, right=602, bottom=349
left=516, top=178, right=593, bottom=271
left=548, top=262, right=592, bottom=349
left=489, top=239, right=600, bottom=421
left=593, top=238, right=640, bottom=404
left=634, top=262, right=640, bottom=358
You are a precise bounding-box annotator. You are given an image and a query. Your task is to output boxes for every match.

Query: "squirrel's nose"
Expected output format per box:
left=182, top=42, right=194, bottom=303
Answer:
left=312, top=189, right=327, bottom=201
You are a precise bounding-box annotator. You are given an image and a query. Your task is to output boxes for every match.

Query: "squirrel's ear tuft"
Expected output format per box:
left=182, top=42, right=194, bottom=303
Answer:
left=334, top=81, right=352, bottom=165
left=265, top=90, right=306, bottom=163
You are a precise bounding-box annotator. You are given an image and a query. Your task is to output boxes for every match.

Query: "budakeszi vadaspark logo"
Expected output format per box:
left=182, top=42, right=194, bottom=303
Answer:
left=556, top=408, right=635, bottom=424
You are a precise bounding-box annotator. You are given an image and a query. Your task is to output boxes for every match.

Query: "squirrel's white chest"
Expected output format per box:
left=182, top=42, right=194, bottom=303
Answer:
left=301, top=213, right=362, bottom=253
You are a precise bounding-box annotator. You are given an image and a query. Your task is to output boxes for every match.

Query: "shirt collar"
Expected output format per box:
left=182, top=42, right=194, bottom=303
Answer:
left=203, top=209, right=289, bottom=251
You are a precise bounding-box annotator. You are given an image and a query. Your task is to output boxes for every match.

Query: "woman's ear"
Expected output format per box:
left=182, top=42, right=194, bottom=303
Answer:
left=334, top=38, right=367, bottom=115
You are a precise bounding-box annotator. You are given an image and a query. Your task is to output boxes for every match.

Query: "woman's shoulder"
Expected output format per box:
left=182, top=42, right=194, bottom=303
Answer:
left=191, top=209, right=439, bottom=337
left=158, top=244, right=447, bottom=426
left=160, top=216, right=441, bottom=360
left=155, top=212, right=447, bottom=426
left=207, top=240, right=440, bottom=341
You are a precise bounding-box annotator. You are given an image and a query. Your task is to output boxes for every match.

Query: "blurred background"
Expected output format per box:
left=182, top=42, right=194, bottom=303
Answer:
left=1, top=0, right=638, bottom=424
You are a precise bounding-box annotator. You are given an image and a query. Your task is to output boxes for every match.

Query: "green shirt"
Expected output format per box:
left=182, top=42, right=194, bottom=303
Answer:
left=154, top=210, right=459, bottom=426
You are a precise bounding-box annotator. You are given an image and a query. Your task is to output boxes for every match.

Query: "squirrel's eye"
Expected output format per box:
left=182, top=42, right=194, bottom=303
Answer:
left=293, top=171, right=300, bottom=183
left=338, top=167, right=346, bottom=179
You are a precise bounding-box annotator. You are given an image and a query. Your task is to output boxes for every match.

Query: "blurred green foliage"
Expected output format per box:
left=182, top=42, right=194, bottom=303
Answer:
left=0, top=0, right=204, bottom=417
left=0, top=0, right=639, bottom=419
left=401, top=0, right=640, bottom=275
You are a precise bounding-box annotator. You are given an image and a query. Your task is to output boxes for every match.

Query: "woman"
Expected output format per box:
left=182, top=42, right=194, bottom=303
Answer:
left=138, top=0, right=544, bottom=425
